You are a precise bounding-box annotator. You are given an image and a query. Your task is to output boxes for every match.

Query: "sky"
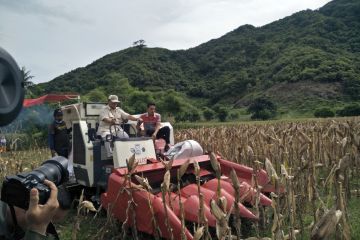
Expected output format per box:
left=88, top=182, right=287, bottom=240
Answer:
left=0, top=0, right=331, bottom=84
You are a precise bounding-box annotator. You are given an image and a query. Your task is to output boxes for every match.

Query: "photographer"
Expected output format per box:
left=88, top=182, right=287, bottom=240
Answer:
left=0, top=181, right=70, bottom=239
left=0, top=47, right=70, bottom=239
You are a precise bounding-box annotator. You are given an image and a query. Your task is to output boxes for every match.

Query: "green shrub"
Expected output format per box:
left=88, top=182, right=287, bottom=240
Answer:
left=250, top=109, right=273, bottom=120
left=84, top=88, right=107, bottom=102
left=175, top=108, right=201, bottom=122
left=247, top=98, right=277, bottom=120
left=217, top=107, right=229, bottom=122
left=229, top=112, right=240, bottom=120
left=314, top=107, right=335, bottom=118
left=336, top=104, right=360, bottom=117
left=203, top=107, right=215, bottom=121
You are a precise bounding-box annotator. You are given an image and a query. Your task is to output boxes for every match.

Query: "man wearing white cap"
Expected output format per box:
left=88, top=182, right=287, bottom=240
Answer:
left=97, top=95, right=142, bottom=157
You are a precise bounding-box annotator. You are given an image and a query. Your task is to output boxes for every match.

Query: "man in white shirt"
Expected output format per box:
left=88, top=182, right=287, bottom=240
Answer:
left=97, top=95, right=141, bottom=157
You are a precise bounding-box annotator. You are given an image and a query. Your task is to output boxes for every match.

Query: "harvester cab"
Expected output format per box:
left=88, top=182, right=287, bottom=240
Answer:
left=60, top=102, right=174, bottom=191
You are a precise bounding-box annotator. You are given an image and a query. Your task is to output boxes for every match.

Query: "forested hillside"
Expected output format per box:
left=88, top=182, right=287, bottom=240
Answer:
left=35, top=0, right=360, bottom=119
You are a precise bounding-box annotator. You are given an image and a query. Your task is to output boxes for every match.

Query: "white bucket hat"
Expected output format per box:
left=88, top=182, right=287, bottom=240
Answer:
left=108, top=95, right=120, bottom=103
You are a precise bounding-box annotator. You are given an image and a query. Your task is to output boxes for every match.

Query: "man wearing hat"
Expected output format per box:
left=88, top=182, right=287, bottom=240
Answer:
left=97, top=95, right=142, bottom=157
left=48, top=108, right=71, bottom=158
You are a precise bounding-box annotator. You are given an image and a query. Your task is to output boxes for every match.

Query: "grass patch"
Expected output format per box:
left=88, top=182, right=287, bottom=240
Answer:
left=349, top=196, right=360, bottom=239
left=56, top=210, right=107, bottom=239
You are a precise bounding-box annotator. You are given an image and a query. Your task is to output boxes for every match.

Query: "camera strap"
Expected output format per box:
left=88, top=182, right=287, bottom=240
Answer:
left=46, top=222, right=59, bottom=240
left=9, top=205, right=17, bottom=227
left=8, top=205, right=25, bottom=240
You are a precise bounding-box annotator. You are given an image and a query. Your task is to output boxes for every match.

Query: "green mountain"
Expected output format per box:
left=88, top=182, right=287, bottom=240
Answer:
left=36, top=0, right=360, bottom=118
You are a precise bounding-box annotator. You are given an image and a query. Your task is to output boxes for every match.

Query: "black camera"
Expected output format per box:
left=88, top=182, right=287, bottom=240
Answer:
left=1, top=156, right=69, bottom=209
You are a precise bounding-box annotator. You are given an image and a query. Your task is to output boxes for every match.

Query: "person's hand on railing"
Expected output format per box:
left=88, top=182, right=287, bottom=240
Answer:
left=137, top=117, right=143, bottom=124
left=134, top=118, right=143, bottom=137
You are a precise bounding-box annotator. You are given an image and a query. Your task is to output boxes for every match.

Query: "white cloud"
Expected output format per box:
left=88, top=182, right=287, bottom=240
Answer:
left=0, top=0, right=331, bottom=83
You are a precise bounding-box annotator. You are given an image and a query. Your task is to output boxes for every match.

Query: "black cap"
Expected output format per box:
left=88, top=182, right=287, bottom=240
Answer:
left=53, top=108, right=63, bottom=117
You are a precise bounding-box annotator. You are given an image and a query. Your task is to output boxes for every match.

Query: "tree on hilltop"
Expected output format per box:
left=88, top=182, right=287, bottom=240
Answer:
left=133, top=39, right=146, bottom=49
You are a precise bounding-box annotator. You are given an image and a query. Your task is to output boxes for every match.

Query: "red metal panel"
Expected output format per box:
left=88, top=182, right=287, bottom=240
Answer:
left=151, top=196, right=194, bottom=240
left=218, top=158, right=270, bottom=187
left=183, top=195, right=216, bottom=227
left=181, top=184, right=257, bottom=219
left=101, top=173, right=194, bottom=239
left=202, top=178, right=272, bottom=206
left=113, top=155, right=211, bottom=176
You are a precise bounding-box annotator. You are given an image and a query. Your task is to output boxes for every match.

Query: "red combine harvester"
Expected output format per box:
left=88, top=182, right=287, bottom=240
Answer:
left=24, top=97, right=276, bottom=239
left=101, top=153, right=274, bottom=239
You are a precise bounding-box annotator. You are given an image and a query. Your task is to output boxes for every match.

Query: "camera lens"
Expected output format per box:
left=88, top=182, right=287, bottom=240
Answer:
left=31, top=156, right=69, bottom=185
left=1, top=156, right=69, bottom=209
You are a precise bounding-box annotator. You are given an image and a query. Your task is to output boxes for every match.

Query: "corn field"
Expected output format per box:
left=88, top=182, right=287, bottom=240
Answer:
left=175, top=117, right=360, bottom=239
left=0, top=148, right=50, bottom=183
left=0, top=117, right=359, bottom=239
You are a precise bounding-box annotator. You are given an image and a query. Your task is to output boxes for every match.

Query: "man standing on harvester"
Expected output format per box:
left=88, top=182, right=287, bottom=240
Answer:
left=48, top=109, right=71, bottom=158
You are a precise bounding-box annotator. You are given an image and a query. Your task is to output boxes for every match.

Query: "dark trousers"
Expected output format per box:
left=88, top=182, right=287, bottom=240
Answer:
left=146, top=126, right=170, bottom=144
left=55, top=148, right=69, bottom=158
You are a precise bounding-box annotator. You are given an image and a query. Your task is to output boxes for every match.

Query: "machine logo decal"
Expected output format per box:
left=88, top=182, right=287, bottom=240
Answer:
left=130, top=144, right=145, bottom=155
